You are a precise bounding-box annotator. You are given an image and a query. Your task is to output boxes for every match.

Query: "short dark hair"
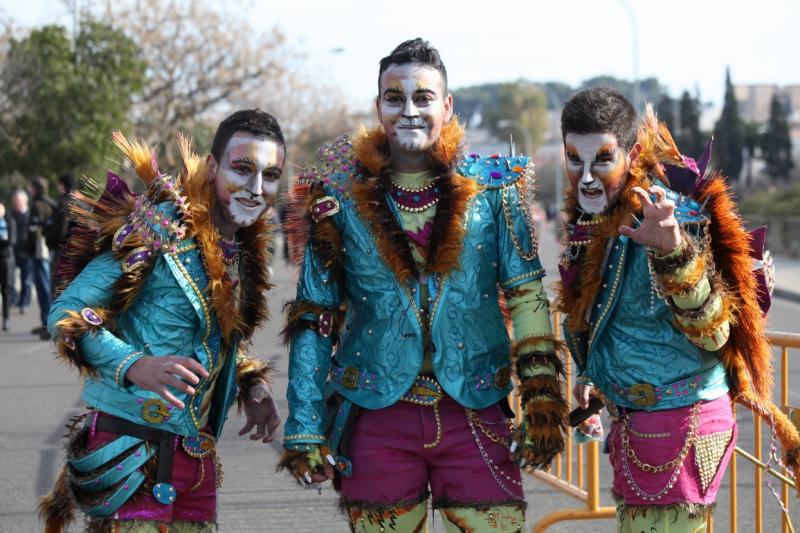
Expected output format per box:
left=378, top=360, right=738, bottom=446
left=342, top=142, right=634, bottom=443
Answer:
left=210, top=109, right=285, bottom=163
left=59, top=173, right=76, bottom=193
left=378, top=38, right=448, bottom=92
left=561, top=87, right=638, bottom=150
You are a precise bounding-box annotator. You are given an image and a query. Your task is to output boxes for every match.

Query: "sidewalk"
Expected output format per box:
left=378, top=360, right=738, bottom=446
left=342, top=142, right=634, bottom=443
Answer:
left=773, top=255, right=800, bottom=304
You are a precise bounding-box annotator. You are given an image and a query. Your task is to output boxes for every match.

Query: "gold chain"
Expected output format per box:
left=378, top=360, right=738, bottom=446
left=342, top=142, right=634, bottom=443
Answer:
left=620, top=402, right=700, bottom=473
left=423, top=403, right=443, bottom=449
left=501, top=183, right=539, bottom=260
left=466, top=409, right=513, bottom=448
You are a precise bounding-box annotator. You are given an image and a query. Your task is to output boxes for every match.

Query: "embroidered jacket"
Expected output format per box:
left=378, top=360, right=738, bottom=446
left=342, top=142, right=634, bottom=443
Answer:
left=283, top=126, right=548, bottom=448
left=562, top=192, right=731, bottom=410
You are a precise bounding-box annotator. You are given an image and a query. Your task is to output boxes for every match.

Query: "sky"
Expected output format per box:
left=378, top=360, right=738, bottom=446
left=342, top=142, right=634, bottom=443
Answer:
left=2, top=0, right=798, bottom=113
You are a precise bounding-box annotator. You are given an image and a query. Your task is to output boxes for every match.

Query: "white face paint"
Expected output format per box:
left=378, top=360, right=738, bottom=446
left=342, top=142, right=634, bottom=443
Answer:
left=564, top=133, right=629, bottom=215
left=377, top=63, right=452, bottom=154
left=212, top=132, right=285, bottom=228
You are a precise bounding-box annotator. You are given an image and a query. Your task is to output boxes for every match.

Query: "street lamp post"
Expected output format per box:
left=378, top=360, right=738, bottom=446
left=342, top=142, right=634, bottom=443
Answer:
left=617, top=0, right=641, bottom=111
left=541, top=85, right=565, bottom=210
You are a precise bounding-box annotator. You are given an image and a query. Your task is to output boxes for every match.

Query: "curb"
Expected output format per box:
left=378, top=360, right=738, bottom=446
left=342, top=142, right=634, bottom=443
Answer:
left=773, top=287, right=800, bottom=305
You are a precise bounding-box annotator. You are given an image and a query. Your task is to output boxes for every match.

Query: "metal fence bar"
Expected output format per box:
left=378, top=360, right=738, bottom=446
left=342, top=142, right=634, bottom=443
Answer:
left=529, top=329, right=800, bottom=532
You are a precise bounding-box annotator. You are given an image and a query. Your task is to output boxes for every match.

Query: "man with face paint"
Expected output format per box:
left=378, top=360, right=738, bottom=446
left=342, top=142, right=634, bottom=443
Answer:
left=280, top=39, right=567, bottom=532
left=555, top=87, right=800, bottom=532
left=39, top=109, right=284, bottom=533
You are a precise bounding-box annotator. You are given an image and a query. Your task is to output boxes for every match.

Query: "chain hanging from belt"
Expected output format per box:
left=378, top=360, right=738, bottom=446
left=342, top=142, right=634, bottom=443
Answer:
left=182, top=431, right=224, bottom=491
left=401, top=375, right=443, bottom=448
left=619, top=402, right=700, bottom=501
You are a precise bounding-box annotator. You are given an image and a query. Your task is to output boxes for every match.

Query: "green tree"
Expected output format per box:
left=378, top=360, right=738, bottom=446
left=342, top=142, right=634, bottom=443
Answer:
left=656, top=94, right=675, bottom=132
left=713, top=68, right=743, bottom=180
left=742, top=120, right=761, bottom=188
left=760, top=93, right=794, bottom=182
left=677, top=90, right=705, bottom=158
left=0, top=22, right=145, bottom=181
left=484, top=82, right=548, bottom=152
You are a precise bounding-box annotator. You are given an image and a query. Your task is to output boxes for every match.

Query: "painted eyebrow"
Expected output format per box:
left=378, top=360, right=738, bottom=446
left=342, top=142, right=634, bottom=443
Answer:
left=414, top=87, right=436, bottom=95
left=383, top=88, right=403, bottom=97
left=231, top=156, right=256, bottom=165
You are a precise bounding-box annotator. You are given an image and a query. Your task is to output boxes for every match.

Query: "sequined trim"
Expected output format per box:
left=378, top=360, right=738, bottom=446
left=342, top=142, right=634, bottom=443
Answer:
left=588, top=244, right=627, bottom=348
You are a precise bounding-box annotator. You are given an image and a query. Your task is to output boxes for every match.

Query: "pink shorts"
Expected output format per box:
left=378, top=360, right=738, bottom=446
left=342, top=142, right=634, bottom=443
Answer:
left=341, top=396, right=525, bottom=508
left=87, top=413, right=217, bottom=523
left=608, top=394, right=737, bottom=506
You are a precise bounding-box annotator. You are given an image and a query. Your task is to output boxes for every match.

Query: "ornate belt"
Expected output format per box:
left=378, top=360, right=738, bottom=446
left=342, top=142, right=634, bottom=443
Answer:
left=401, top=376, right=444, bottom=449
left=401, top=375, right=444, bottom=406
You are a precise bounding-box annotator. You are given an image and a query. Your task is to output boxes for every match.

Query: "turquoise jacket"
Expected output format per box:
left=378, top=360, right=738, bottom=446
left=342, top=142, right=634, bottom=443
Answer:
left=285, top=149, right=545, bottom=447
left=48, top=203, right=237, bottom=439
left=564, top=189, right=729, bottom=410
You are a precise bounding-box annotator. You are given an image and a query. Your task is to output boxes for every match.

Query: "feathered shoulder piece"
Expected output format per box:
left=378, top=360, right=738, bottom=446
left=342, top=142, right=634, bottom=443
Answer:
left=53, top=133, right=191, bottom=300
left=639, top=109, right=800, bottom=486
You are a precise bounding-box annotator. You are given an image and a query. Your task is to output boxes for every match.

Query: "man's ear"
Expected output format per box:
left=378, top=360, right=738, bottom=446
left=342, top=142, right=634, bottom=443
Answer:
left=375, top=96, right=382, bottom=122
left=628, top=142, right=642, bottom=164
left=444, top=93, right=454, bottom=123
left=206, top=154, right=217, bottom=181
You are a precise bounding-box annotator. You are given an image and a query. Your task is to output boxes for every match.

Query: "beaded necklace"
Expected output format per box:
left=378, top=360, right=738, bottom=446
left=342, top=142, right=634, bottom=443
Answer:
left=389, top=178, right=440, bottom=213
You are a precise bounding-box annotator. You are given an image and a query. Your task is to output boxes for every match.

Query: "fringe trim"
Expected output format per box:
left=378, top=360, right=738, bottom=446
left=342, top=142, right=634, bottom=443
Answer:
left=38, top=465, right=74, bottom=533
left=276, top=446, right=333, bottom=484
left=517, top=375, right=568, bottom=467
left=651, top=245, right=708, bottom=297
left=614, top=497, right=712, bottom=521
left=235, top=358, right=274, bottom=414
left=54, top=308, right=112, bottom=377
left=674, top=292, right=734, bottom=339
left=432, top=498, right=526, bottom=511
left=281, top=300, right=343, bottom=345
left=649, top=235, right=697, bottom=275
left=699, top=175, right=774, bottom=402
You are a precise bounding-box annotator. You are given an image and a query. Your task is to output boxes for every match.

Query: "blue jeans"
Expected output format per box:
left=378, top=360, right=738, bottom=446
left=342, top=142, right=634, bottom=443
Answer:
left=16, top=256, right=31, bottom=308
left=31, top=257, right=51, bottom=326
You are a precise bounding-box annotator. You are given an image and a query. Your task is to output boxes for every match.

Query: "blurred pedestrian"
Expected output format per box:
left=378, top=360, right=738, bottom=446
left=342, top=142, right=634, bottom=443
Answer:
left=27, top=176, right=55, bottom=339
left=10, top=189, right=31, bottom=314
left=48, top=173, right=76, bottom=289
left=0, top=201, right=15, bottom=331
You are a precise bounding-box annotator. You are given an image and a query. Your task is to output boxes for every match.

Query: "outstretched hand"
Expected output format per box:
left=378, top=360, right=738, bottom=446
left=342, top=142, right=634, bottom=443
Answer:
left=238, top=380, right=282, bottom=443
left=618, top=185, right=683, bottom=255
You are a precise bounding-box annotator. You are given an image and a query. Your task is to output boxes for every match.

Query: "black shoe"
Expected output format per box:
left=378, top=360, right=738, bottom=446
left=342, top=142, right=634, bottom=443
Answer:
left=2, top=320, right=8, bottom=331
left=31, top=325, right=46, bottom=335
left=39, top=329, right=52, bottom=340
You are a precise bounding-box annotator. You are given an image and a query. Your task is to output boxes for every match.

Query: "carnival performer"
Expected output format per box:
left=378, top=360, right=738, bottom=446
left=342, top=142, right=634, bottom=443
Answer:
left=278, top=38, right=567, bottom=532
left=556, top=87, right=800, bottom=532
left=39, top=109, right=283, bottom=532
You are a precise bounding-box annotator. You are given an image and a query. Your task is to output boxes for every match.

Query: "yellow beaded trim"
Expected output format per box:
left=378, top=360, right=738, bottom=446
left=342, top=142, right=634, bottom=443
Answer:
left=501, top=269, right=545, bottom=289
left=588, top=245, right=627, bottom=348
left=171, top=251, right=213, bottom=431
left=114, top=351, right=143, bottom=386
left=284, top=434, right=326, bottom=441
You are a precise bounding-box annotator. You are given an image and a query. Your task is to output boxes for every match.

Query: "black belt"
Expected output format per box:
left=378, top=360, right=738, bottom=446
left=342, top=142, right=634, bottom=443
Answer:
left=94, top=414, right=177, bottom=505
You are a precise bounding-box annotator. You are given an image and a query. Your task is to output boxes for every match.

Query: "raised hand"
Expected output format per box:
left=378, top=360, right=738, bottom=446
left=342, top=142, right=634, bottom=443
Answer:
left=238, top=380, right=282, bottom=444
left=619, top=185, right=683, bottom=255
left=126, top=355, right=209, bottom=410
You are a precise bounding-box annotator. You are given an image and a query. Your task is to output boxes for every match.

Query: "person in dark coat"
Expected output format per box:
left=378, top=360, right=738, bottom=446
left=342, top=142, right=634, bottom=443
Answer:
left=0, top=201, right=15, bottom=331
left=11, top=189, right=31, bottom=314
left=27, top=177, right=55, bottom=339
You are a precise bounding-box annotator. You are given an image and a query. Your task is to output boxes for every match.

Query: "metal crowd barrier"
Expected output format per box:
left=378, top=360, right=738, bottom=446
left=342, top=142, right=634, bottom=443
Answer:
left=520, top=323, right=799, bottom=533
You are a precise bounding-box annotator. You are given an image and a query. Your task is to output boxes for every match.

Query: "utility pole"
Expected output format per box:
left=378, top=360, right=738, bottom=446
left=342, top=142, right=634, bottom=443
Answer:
left=617, top=0, right=640, bottom=111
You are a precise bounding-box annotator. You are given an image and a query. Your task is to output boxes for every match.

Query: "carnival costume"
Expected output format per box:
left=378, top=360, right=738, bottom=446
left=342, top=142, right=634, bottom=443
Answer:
left=556, top=109, right=800, bottom=531
left=39, top=134, right=274, bottom=532
left=279, top=120, right=567, bottom=532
